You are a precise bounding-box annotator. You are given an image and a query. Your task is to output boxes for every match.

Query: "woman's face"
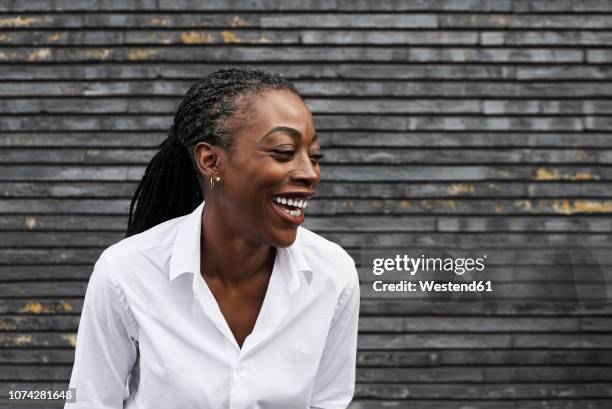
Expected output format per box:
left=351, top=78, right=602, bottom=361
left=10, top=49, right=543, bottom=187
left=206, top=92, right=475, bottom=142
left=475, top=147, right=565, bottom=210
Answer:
left=212, top=89, right=321, bottom=248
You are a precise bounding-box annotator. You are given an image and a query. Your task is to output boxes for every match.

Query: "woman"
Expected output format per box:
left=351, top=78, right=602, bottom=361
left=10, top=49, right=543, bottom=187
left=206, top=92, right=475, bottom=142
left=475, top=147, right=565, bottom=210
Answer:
left=65, top=67, right=360, bottom=409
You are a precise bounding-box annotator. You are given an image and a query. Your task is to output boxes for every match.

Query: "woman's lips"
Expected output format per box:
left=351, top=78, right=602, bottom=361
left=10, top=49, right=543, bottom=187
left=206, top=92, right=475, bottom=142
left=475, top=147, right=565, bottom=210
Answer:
left=270, top=199, right=305, bottom=226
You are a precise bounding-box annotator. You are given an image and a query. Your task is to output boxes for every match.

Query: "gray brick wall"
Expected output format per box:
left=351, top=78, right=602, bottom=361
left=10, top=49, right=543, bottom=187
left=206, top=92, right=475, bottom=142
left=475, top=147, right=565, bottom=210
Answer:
left=1, top=1, right=611, bottom=408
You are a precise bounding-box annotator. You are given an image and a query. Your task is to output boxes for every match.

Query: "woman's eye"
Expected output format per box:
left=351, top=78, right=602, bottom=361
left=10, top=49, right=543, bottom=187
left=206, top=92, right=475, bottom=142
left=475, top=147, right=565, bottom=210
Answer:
left=271, top=150, right=324, bottom=163
left=273, top=150, right=295, bottom=157
left=310, top=153, right=324, bottom=163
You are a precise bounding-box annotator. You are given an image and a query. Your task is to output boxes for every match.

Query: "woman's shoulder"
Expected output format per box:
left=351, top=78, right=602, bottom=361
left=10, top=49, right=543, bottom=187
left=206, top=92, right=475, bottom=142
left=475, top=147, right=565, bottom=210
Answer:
left=295, top=226, right=358, bottom=285
left=99, top=214, right=187, bottom=267
left=295, top=226, right=349, bottom=257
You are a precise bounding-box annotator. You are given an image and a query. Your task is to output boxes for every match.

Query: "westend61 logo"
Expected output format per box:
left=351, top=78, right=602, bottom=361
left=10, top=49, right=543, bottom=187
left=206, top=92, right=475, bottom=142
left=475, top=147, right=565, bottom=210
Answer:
left=371, top=253, right=493, bottom=293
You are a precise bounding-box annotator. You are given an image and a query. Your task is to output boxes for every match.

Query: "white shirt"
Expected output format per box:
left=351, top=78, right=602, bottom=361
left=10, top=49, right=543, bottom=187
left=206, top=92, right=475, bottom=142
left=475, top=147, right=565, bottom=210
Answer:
left=65, top=200, right=360, bottom=409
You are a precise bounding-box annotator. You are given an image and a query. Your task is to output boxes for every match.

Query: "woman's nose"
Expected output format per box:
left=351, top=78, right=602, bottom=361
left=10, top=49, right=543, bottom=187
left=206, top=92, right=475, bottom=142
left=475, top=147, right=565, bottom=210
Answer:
left=292, top=152, right=320, bottom=187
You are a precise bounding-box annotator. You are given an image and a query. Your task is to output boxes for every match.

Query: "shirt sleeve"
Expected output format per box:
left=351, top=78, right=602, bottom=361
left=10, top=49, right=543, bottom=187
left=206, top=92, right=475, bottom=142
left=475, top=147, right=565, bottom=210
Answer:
left=310, top=259, right=361, bottom=409
left=64, top=255, right=139, bottom=408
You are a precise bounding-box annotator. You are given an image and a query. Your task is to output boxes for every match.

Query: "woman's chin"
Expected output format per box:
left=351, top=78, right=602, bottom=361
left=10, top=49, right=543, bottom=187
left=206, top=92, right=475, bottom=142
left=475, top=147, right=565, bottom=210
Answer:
left=270, top=229, right=298, bottom=248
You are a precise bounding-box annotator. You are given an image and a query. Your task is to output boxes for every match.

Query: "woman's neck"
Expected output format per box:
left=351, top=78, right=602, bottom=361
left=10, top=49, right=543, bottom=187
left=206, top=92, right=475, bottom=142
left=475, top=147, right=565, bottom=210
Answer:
left=200, top=203, right=275, bottom=285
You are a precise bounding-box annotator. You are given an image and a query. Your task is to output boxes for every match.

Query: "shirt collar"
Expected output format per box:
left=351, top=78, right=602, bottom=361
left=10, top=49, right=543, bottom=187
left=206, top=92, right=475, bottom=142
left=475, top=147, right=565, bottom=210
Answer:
left=168, top=200, right=203, bottom=282
left=168, top=200, right=313, bottom=288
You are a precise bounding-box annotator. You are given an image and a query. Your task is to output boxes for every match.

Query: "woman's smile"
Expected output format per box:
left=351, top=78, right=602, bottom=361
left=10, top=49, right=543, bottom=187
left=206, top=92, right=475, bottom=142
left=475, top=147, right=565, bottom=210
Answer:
left=269, top=190, right=315, bottom=227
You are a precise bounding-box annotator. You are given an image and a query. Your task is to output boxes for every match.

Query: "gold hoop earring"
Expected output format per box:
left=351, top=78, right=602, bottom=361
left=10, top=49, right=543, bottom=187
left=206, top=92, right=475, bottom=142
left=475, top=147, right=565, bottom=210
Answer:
left=210, top=176, right=221, bottom=190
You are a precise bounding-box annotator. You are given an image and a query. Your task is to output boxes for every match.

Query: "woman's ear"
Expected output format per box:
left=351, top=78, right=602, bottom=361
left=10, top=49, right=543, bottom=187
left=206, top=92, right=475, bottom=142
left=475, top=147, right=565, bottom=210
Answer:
left=194, top=141, right=222, bottom=178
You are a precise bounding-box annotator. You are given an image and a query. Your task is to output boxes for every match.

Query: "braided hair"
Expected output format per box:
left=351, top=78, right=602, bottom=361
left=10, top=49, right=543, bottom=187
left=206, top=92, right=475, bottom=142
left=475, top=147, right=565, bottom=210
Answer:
left=125, top=67, right=300, bottom=237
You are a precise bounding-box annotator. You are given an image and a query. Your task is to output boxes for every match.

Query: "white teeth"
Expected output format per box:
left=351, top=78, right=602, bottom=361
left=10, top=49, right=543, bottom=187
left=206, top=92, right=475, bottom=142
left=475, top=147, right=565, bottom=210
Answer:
left=271, top=196, right=309, bottom=209
left=281, top=207, right=302, bottom=217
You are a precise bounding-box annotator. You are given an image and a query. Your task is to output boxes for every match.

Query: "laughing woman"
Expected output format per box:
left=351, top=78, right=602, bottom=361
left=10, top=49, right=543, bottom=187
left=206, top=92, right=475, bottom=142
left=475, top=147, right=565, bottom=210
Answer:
left=65, top=67, right=360, bottom=409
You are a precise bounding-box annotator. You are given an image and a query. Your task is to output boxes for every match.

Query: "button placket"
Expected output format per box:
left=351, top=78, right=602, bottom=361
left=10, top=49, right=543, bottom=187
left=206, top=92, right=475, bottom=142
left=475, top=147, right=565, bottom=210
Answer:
left=229, top=366, right=241, bottom=409
left=229, top=360, right=249, bottom=408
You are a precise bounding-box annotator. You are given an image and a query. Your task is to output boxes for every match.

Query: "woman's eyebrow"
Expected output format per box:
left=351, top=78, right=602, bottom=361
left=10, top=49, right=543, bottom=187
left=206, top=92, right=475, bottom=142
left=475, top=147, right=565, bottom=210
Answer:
left=260, top=126, right=300, bottom=141
left=260, top=126, right=318, bottom=143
